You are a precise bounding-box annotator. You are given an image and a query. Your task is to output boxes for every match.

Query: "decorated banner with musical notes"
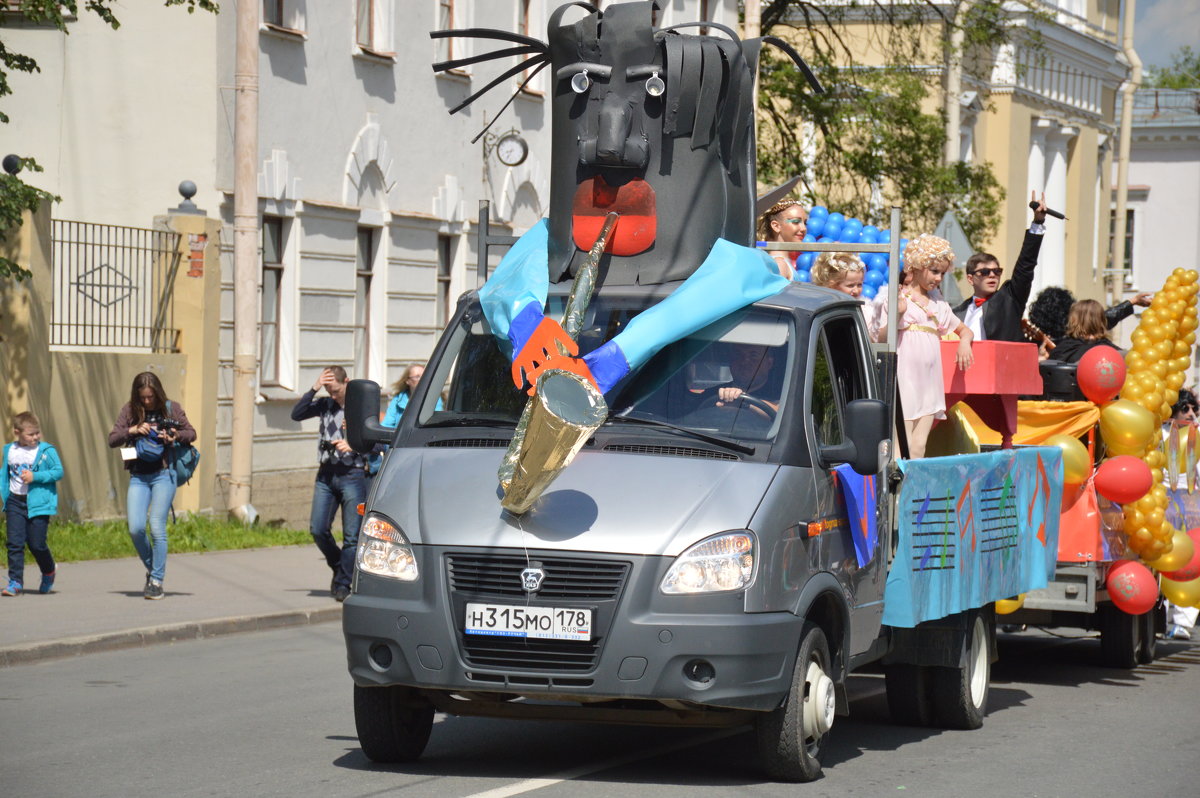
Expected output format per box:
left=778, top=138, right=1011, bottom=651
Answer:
left=882, top=447, right=1063, bottom=628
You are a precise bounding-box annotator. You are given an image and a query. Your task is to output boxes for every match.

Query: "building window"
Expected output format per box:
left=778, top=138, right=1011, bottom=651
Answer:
left=1109, top=208, right=1134, bottom=281
left=261, top=217, right=285, bottom=385
left=436, top=0, right=455, bottom=61
left=355, top=227, right=376, bottom=378
left=356, top=0, right=394, bottom=57
left=436, top=234, right=454, bottom=329
left=262, top=0, right=305, bottom=33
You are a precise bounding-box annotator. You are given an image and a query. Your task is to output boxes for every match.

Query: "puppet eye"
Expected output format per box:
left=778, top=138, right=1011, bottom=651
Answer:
left=570, top=70, right=590, bottom=93
left=644, top=71, right=665, bottom=98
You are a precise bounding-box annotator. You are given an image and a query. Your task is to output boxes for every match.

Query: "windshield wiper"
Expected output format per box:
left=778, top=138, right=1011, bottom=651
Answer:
left=604, top=414, right=756, bottom=456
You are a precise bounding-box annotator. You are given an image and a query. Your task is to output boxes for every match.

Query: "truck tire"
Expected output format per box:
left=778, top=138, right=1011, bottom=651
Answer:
left=757, top=623, right=835, bottom=782
left=354, top=684, right=434, bottom=763
left=1099, top=602, right=1141, bottom=669
left=929, top=612, right=990, bottom=730
left=1136, top=605, right=1160, bottom=664
left=884, top=664, right=932, bottom=727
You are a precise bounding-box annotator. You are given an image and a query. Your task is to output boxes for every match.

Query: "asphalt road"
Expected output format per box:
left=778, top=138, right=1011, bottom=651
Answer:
left=2, top=625, right=1197, bottom=798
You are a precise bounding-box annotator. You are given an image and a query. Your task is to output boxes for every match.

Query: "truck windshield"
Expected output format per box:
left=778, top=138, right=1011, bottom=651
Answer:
left=414, top=296, right=794, bottom=444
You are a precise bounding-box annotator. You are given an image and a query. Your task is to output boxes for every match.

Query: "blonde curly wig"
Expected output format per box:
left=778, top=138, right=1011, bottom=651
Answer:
left=903, top=233, right=955, bottom=273
left=811, top=251, right=865, bottom=288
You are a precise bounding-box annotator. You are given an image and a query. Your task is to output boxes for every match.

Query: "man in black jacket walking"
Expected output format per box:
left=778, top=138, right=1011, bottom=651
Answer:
left=953, top=193, right=1050, bottom=342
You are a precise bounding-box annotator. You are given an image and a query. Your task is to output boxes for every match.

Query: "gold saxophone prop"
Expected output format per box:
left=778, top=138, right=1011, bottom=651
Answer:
left=499, top=212, right=619, bottom=514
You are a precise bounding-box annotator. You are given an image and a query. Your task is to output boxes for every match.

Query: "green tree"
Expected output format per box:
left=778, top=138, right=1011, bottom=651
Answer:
left=756, top=1, right=1029, bottom=245
left=1145, top=46, right=1200, bottom=90
left=0, top=0, right=218, bottom=280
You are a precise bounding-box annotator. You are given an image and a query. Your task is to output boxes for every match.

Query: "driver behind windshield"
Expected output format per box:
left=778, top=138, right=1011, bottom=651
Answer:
left=687, top=343, right=781, bottom=418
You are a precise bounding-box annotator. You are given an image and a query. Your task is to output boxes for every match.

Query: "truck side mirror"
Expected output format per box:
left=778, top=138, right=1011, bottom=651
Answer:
left=345, top=379, right=392, bottom=453
left=818, top=398, right=889, bottom=475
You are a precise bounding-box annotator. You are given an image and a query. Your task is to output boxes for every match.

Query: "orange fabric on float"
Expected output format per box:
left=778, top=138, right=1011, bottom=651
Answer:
left=955, top=400, right=1099, bottom=447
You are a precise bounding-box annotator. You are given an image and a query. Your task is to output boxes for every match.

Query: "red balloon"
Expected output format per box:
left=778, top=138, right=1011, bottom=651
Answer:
left=1106, top=560, right=1158, bottom=615
left=1077, top=347, right=1127, bottom=405
left=1161, top=528, right=1200, bottom=582
left=1093, top=455, right=1154, bottom=505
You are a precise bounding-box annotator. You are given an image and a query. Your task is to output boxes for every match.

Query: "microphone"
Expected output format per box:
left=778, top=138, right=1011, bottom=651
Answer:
left=1029, top=200, right=1067, bottom=220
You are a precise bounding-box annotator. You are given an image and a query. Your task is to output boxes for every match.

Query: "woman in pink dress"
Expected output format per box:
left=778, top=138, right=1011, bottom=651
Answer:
left=897, top=234, right=974, bottom=458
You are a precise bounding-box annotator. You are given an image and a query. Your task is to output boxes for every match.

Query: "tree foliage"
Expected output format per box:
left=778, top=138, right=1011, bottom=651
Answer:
left=756, top=0, right=1026, bottom=246
left=0, top=0, right=218, bottom=280
left=1145, top=46, right=1200, bottom=90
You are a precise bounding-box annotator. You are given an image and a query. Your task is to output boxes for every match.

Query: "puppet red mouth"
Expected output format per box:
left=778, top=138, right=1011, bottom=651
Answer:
left=572, top=176, right=656, bottom=256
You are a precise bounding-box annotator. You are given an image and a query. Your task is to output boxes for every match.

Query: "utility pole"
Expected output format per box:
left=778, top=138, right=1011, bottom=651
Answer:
left=229, top=0, right=259, bottom=521
left=1110, top=0, right=1140, bottom=305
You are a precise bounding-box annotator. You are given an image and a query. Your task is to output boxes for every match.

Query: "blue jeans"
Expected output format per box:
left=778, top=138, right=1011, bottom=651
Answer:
left=309, top=466, right=366, bottom=589
left=127, top=467, right=176, bottom=583
left=5, top=494, right=55, bottom=586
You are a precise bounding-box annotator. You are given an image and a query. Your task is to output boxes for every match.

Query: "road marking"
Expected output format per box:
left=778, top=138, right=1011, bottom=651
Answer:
left=460, top=727, right=741, bottom=798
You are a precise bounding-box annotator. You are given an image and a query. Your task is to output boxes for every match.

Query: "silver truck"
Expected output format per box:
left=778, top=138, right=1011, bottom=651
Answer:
left=339, top=270, right=1047, bottom=781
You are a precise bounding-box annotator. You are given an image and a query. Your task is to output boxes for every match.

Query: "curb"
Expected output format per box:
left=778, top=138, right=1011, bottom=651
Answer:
left=0, top=605, right=343, bottom=668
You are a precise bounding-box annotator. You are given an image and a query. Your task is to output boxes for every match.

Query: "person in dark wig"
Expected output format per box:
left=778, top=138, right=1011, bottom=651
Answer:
left=431, top=1, right=822, bottom=396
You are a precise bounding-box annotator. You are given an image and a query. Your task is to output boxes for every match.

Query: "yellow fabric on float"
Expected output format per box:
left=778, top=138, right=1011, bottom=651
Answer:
left=955, top=400, right=1099, bottom=447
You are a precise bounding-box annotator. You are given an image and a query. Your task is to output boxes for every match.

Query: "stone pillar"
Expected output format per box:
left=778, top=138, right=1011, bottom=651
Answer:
left=1027, top=119, right=1052, bottom=296
left=154, top=209, right=223, bottom=515
left=0, top=200, right=52, bottom=432
left=1042, top=125, right=1078, bottom=294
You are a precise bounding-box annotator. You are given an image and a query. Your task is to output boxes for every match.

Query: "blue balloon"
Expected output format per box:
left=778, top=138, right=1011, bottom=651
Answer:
left=862, top=284, right=878, bottom=300
left=802, top=233, right=817, bottom=243
left=866, top=253, right=887, bottom=271
left=795, top=270, right=811, bottom=283
left=797, top=251, right=816, bottom=270
left=825, top=212, right=845, bottom=227
left=861, top=225, right=879, bottom=239
left=865, top=269, right=886, bottom=288
left=859, top=230, right=878, bottom=245
left=878, top=230, right=892, bottom=244
left=806, top=217, right=825, bottom=238
left=900, top=237, right=910, bottom=251
left=808, top=205, right=828, bottom=219
left=838, top=228, right=861, bottom=244
left=821, top=223, right=842, bottom=241
left=818, top=235, right=836, bottom=244
left=842, top=218, right=863, bottom=236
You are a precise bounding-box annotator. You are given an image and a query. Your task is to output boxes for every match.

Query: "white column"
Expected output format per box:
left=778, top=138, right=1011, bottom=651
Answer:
left=1042, top=124, right=1078, bottom=293
left=1028, top=118, right=1052, bottom=295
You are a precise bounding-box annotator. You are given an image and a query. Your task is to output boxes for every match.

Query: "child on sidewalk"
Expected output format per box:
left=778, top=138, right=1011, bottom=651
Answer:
left=2, top=412, right=64, bottom=595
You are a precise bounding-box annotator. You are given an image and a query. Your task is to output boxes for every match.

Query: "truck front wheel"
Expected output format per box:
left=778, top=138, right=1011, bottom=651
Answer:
left=929, top=612, right=990, bottom=730
left=756, top=622, right=835, bottom=782
left=354, top=684, right=434, bottom=763
left=1099, top=602, right=1141, bottom=669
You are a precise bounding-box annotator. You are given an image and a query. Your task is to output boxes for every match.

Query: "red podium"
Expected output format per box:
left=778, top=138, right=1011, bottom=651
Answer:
left=940, top=340, right=1043, bottom=448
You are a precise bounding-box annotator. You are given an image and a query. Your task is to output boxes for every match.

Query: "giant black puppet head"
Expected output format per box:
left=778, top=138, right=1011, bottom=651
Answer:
left=432, top=1, right=818, bottom=286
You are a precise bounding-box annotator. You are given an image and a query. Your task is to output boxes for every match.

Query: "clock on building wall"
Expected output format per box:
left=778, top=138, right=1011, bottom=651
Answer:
left=495, top=131, right=529, bottom=167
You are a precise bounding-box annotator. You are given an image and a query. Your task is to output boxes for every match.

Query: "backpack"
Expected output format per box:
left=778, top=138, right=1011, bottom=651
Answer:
left=166, top=401, right=201, bottom=485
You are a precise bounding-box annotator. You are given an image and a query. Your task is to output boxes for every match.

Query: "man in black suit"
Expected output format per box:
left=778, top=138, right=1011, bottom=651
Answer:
left=953, top=193, right=1049, bottom=342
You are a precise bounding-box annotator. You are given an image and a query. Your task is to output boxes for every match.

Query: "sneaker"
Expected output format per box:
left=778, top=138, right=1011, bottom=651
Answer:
left=1165, top=624, right=1192, bottom=640
left=39, top=570, right=56, bottom=594
left=1, top=580, right=21, bottom=597
left=144, top=580, right=164, bottom=600
left=332, top=584, right=351, bottom=603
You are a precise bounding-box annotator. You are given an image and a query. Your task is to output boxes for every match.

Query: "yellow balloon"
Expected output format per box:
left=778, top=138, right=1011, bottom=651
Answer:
left=1045, top=434, right=1092, bottom=483
left=1150, top=528, right=1196, bottom=572
left=1145, top=450, right=1165, bottom=469
left=1121, top=381, right=1147, bottom=400
left=1174, top=340, right=1192, bottom=358
left=1160, top=575, right=1200, bottom=607
left=1100, top=399, right=1159, bottom=456
left=996, top=595, right=1026, bottom=615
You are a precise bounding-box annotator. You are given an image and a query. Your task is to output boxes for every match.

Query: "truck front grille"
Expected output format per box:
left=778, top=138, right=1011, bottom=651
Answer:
left=460, top=636, right=601, bottom=672
left=446, top=553, right=629, bottom=600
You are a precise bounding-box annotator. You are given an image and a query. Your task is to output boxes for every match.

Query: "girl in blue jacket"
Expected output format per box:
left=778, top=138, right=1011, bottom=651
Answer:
left=2, top=412, right=64, bottom=596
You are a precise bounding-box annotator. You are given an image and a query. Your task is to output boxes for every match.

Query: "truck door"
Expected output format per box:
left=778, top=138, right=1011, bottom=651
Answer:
left=808, top=311, right=888, bottom=656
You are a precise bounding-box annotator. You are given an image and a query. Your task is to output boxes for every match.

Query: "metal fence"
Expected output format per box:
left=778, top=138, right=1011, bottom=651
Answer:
left=50, top=220, right=183, bottom=352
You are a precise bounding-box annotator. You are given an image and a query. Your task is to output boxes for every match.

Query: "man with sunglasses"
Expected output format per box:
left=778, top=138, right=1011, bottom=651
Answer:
left=953, top=192, right=1049, bottom=342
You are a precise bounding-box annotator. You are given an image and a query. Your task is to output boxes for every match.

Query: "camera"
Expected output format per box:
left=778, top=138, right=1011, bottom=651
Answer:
left=318, top=439, right=338, bottom=453
left=157, top=418, right=181, bottom=432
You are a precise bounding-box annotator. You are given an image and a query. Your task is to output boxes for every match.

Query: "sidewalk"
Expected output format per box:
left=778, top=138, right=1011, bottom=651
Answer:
left=0, top=546, right=342, bottom=667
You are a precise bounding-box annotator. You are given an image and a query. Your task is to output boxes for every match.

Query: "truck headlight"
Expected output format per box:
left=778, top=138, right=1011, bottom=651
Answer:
left=357, top=515, right=418, bottom=581
left=661, top=532, right=755, bottom=594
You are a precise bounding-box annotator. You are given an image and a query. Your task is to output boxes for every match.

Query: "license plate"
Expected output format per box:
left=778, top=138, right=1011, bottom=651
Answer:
left=464, top=602, right=592, bottom=641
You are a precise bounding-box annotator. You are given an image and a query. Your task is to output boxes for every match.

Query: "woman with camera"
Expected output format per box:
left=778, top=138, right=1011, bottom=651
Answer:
left=107, top=371, right=196, bottom=600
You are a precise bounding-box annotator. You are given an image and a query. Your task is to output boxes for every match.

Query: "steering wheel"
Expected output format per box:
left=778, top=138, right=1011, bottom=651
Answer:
left=695, top=390, right=778, bottom=422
